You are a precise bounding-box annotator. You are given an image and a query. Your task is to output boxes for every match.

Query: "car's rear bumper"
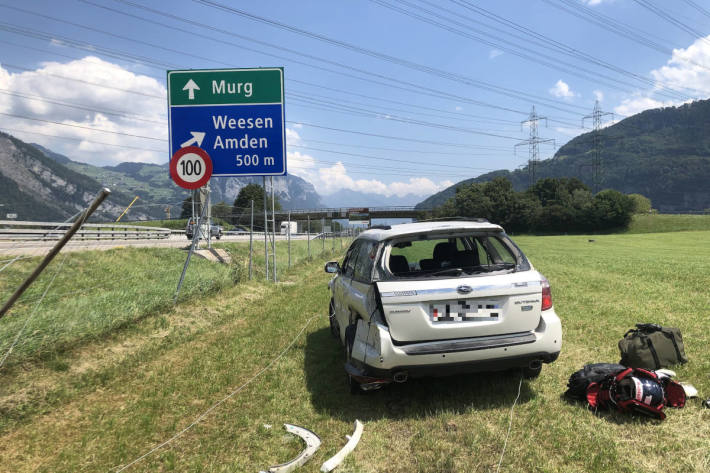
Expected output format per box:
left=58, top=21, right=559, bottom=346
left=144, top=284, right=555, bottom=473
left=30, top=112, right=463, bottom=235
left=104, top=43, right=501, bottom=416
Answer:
left=351, top=309, right=562, bottom=379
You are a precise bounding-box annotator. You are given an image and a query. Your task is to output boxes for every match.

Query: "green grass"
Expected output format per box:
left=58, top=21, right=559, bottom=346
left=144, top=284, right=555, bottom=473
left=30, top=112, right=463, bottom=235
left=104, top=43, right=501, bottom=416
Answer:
left=626, top=213, right=710, bottom=234
left=0, top=237, right=348, bottom=368
left=0, top=232, right=709, bottom=472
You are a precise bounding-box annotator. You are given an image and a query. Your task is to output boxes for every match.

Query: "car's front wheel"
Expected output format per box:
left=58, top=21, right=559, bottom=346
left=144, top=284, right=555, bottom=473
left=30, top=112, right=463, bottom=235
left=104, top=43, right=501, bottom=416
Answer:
left=328, top=300, right=340, bottom=341
left=344, top=323, right=361, bottom=394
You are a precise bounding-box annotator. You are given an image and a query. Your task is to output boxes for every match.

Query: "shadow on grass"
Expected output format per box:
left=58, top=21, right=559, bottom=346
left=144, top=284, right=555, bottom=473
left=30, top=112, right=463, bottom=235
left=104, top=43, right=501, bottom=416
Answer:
left=304, top=327, right=537, bottom=422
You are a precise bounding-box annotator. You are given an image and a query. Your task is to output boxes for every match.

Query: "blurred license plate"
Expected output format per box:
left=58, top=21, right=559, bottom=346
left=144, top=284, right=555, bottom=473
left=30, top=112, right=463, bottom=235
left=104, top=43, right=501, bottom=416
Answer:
left=430, top=300, right=500, bottom=322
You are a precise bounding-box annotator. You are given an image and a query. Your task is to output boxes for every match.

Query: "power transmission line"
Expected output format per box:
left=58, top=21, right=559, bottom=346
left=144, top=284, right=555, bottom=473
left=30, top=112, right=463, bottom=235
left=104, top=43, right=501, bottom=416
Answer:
left=74, top=0, right=586, bottom=117
left=372, top=0, right=694, bottom=102
left=582, top=100, right=614, bottom=193
left=631, top=0, right=710, bottom=45
left=515, top=107, right=555, bottom=188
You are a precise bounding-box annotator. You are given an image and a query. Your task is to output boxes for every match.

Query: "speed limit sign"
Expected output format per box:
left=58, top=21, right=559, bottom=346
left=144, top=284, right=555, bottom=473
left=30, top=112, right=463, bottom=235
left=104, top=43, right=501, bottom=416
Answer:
left=170, top=146, right=213, bottom=189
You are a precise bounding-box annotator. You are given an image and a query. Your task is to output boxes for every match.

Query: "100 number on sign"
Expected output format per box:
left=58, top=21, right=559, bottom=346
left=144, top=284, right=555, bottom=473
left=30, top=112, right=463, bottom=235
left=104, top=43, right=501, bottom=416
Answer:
left=170, top=146, right=212, bottom=190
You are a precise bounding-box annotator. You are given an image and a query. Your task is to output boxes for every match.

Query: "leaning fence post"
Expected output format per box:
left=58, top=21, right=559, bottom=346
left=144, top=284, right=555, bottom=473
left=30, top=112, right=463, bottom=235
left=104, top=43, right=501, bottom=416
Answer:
left=0, top=188, right=111, bottom=319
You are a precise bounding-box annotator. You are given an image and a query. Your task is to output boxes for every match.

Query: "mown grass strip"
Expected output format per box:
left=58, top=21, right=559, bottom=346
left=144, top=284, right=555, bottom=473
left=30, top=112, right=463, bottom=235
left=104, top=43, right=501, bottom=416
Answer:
left=0, top=232, right=708, bottom=472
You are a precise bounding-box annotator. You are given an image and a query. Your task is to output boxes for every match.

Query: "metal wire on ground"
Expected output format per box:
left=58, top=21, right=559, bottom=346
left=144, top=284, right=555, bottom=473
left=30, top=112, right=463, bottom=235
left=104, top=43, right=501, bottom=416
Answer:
left=495, top=371, right=524, bottom=473
left=113, top=314, right=322, bottom=472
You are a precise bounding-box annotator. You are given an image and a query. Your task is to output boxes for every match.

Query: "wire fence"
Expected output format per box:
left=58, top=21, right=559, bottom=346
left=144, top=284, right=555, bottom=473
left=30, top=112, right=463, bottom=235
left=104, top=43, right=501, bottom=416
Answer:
left=0, top=206, right=355, bottom=370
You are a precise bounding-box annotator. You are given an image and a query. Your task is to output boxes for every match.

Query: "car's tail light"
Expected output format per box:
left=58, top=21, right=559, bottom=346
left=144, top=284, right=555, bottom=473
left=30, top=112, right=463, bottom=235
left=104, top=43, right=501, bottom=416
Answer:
left=541, top=277, right=552, bottom=311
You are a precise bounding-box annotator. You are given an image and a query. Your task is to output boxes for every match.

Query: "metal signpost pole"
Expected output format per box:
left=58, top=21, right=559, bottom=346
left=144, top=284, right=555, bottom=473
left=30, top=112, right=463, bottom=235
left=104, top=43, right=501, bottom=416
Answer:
left=206, top=183, right=211, bottom=250
left=271, top=176, right=276, bottom=283
left=263, top=176, right=269, bottom=281
left=175, top=199, right=208, bottom=303
left=249, top=199, right=254, bottom=280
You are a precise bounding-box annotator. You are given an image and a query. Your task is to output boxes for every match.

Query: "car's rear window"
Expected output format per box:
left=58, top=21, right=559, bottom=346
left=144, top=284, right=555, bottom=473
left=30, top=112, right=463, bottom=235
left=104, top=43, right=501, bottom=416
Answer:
left=385, top=233, right=528, bottom=278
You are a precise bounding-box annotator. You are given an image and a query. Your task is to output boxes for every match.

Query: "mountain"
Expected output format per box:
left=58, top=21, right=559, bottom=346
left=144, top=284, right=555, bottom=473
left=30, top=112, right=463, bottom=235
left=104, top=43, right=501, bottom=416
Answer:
left=0, top=132, right=149, bottom=221
left=324, top=189, right=425, bottom=208
left=417, top=100, right=710, bottom=212
left=32, top=143, right=324, bottom=213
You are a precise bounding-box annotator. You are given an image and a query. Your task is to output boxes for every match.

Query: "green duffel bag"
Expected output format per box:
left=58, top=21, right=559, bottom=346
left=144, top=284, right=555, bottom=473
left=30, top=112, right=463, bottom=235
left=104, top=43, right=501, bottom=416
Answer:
left=618, top=323, right=688, bottom=370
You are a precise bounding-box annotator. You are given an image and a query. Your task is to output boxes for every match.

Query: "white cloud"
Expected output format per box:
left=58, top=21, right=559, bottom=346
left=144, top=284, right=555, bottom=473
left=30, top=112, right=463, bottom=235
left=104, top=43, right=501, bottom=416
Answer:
left=650, top=36, right=710, bottom=95
left=555, top=126, right=585, bottom=137
left=612, top=35, right=710, bottom=116
left=287, top=150, right=453, bottom=198
left=549, top=80, right=576, bottom=100
left=613, top=96, right=677, bottom=116
left=0, top=56, right=167, bottom=165
left=489, top=49, right=504, bottom=59
left=593, top=90, right=604, bottom=102
left=285, top=127, right=301, bottom=144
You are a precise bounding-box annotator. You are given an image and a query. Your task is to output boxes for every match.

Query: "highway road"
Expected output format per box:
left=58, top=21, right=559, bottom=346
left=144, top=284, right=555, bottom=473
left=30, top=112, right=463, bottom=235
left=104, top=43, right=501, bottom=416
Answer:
left=0, top=233, right=314, bottom=257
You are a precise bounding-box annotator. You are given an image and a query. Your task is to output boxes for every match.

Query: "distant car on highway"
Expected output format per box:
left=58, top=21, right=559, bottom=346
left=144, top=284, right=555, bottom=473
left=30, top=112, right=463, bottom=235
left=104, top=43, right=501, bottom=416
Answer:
left=185, top=219, right=222, bottom=240
left=324, top=220, right=562, bottom=393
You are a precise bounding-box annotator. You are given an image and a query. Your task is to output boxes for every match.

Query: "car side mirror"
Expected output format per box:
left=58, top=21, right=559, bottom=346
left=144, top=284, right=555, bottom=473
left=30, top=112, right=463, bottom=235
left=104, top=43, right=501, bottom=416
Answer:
left=324, top=261, right=340, bottom=274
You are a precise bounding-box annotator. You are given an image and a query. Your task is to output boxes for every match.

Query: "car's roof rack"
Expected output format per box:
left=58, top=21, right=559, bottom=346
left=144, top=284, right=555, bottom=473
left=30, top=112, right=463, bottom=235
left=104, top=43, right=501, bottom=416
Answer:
left=415, top=216, right=489, bottom=223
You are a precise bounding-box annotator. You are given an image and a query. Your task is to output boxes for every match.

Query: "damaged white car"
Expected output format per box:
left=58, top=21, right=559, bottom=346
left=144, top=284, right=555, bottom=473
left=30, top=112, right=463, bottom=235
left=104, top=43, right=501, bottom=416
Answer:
left=325, top=220, right=562, bottom=393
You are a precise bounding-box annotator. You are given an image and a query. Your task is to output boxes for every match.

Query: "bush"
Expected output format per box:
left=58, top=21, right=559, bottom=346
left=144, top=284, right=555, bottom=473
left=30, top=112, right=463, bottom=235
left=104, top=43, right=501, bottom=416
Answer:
left=436, top=178, right=636, bottom=233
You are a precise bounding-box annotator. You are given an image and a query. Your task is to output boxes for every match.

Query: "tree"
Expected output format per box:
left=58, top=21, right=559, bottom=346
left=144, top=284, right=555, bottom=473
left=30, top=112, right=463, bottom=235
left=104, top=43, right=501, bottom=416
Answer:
left=589, top=189, right=635, bottom=230
left=232, top=183, right=281, bottom=226
left=628, top=193, right=652, bottom=214
left=180, top=196, right=193, bottom=219
left=211, top=201, right=232, bottom=224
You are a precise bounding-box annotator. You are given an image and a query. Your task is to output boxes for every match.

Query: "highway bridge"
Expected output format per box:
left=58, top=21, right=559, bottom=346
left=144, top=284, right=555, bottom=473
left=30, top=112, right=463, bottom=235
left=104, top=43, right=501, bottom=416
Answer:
left=271, top=206, right=434, bottom=221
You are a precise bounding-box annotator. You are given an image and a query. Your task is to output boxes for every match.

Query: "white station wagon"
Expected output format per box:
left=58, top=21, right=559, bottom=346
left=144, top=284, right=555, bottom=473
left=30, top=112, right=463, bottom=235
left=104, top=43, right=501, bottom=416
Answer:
left=325, top=220, right=562, bottom=392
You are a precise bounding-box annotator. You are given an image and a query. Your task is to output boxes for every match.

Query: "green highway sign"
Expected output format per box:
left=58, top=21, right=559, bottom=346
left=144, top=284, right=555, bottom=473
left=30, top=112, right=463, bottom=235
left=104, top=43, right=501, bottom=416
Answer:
left=167, top=67, right=286, bottom=177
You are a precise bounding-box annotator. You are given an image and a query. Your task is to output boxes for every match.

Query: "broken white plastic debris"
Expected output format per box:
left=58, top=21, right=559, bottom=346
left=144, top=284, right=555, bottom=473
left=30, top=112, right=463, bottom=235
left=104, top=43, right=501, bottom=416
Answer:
left=680, top=382, right=698, bottom=398
left=267, top=424, right=321, bottom=473
left=655, top=369, right=676, bottom=378
left=320, top=420, right=364, bottom=472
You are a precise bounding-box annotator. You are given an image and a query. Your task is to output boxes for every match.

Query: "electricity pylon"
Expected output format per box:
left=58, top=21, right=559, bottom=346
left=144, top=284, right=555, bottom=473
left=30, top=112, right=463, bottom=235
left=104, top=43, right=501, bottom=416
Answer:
left=582, top=100, right=614, bottom=194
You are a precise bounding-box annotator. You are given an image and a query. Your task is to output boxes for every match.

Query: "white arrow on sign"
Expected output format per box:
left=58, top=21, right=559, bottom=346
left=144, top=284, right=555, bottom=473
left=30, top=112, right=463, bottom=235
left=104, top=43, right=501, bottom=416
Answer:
left=182, top=79, right=200, bottom=100
left=180, top=131, right=206, bottom=148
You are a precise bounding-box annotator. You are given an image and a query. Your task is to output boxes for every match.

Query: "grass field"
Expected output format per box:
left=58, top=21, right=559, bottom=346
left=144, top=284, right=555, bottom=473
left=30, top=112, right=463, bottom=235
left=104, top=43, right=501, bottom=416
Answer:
left=0, top=232, right=708, bottom=472
left=626, top=213, right=710, bottom=234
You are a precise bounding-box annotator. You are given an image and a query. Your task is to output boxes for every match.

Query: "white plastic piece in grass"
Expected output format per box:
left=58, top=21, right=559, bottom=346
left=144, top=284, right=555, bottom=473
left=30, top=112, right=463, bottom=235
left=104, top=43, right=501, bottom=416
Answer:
left=655, top=369, right=676, bottom=378
left=267, top=424, right=321, bottom=473
left=320, top=420, right=364, bottom=472
left=680, top=382, right=698, bottom=398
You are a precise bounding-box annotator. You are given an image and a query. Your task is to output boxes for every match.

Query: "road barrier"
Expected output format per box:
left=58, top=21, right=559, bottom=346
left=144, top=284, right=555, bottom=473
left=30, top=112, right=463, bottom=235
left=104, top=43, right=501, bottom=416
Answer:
left=0, top=220, right=171, bottom=241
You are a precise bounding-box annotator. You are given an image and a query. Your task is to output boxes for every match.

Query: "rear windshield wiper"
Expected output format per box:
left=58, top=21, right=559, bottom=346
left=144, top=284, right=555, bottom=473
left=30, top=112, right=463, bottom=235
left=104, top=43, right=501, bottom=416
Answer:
left=483, top=262, right=517, bottom=272
left=430, top=267, right=466, bottom=277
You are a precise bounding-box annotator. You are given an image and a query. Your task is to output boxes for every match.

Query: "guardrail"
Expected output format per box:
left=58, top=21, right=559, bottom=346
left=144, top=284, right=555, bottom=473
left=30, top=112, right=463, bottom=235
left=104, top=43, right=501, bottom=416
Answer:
left=0, top=220, right=172, bottom=241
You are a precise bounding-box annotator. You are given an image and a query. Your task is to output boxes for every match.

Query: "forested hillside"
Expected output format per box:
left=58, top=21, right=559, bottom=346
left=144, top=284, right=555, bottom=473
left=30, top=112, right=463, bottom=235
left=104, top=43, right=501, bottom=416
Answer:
left=418, top=100, right=710, bottom=212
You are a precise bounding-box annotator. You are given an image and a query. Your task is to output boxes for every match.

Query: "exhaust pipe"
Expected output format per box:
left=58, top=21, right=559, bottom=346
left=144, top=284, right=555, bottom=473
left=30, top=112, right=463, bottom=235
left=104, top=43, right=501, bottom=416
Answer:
left=393, top=371, right=408, bottom=383
left=528, top=359, right=542, bottom=370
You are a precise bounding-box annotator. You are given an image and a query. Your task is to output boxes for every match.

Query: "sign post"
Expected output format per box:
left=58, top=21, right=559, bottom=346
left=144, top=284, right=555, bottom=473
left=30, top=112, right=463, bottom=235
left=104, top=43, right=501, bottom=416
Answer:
left=168, top=67, right=287, bottom=282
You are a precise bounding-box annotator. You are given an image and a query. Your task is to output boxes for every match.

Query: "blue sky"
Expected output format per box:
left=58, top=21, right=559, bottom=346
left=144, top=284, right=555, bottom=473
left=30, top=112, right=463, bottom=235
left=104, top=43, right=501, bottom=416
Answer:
left=1, top=0, right=709, bottom=200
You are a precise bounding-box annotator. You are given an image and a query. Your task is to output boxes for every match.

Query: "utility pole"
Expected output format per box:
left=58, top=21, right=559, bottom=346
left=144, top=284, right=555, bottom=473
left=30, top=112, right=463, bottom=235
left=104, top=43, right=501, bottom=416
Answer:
left=515, top=106, right=555, bottom=188
left=582, top=100, right=614, bottom=194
